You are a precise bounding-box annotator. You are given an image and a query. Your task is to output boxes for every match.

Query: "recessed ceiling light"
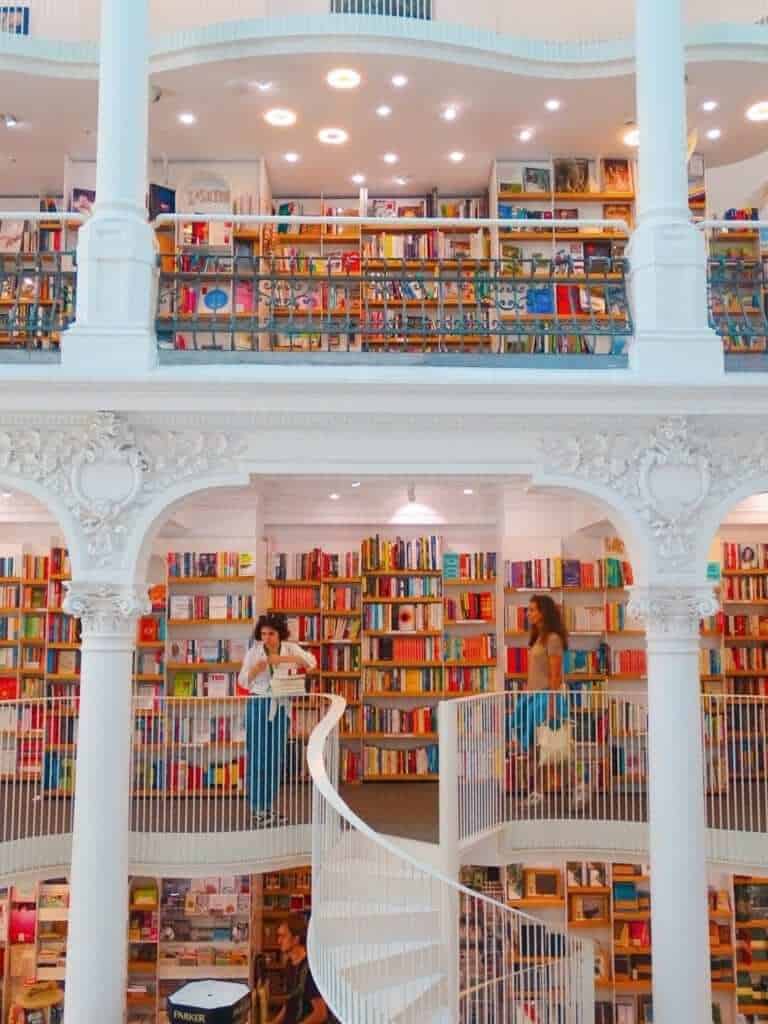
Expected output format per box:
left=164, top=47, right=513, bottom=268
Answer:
left=284, top=152, right=300, bottom=162
left=442, top=105, right=458, bottom=121
left=3, top=114, right=18, bottom=128
left=0, top=492, right=11, bottom=500
left=394, top=176, right=408, bottom=186
left=351, top=173, right=366, bottom=185
left=463, top=488, right=474, bottom=495
left=253, top=81, right=274, bottom=92
left=318, top=127, right=348, bottom=145
left=545, top=99, right=561, bottom=112
left=326, top=68, right=361, bottom=90
left=623, top=127, right=640, bottom=147
left=449, top=151, right=465, bottom=162
left=706, top=128, right=722, bottom=140
left=376, top=104, right=392, bottom=118
left=329, top=493, right=340, bottom=501
left=701, top=100, right=718, bottom=112
left=264, top=108, right=297, bottom=127
left=391, top=74, right=408, bottom=88
left=351, top=481, right=361, bottom=488
left=178, top=112, right=197, bottom=126
left=519, top=128, right=534, bottom=142
left=746, top=101, right=768, bottom=122
left=383, top=152, right=398, bottom=164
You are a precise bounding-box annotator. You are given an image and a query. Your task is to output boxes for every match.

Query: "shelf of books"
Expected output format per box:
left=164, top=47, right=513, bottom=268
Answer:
left=503, top=537, right=645, bottom=694
left=0, top=548, right=80, bottom=797
left=460, top=859, right=744, bottom=1024
left=707, top=225, right=768, bottom=355
left=490, top=156, right=635, bottom=355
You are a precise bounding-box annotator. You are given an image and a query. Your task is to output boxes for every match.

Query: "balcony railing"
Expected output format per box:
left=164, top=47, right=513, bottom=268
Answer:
left=701, top=219, right=768, bottom=364
left=330, top=0, right=433, bottom=17
left=156, top=213, right=632, bottom=365
left=0, top=212, right=81, bottom=355
left=445, top=690, right=768, bottom=860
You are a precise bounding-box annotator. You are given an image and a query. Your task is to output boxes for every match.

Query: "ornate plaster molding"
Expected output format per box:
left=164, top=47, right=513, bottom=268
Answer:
left=0, top=412, right=246, bottom=568
left=540, top=415, right=768, bottom=575
left=63, top=583, right=150, bottom=635
left=627, top=586, right=719, bottom=636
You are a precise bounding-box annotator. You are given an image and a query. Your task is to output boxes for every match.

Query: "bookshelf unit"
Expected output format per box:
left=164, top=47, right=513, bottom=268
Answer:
left=461, top=859, right=743, bottom=1024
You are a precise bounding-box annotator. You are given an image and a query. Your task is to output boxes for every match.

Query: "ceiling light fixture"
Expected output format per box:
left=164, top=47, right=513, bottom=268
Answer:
left=706, top=127, right=722, bottom=140
left=264, top=108, right=297, bottom=127
left=178, top=112, right=196, bottom=125
left=701, top=100, right=718, bottom=112
left=463, top=488, right=474, bottom=495
left=351, top=173, right=366, bottom=185
left=284, top=152, right=300, bottom=162
left=318, top=127, right=348, bottom=145
left=449, top=151, right=465, bottom=162
left=351, top=481, right=361, bottom=488
left=545, top=99, right=561, bottom=111
left=383, top=152, right=398, bottom=164
left=519, top=128, right=534, bottom=142
left=391, top=74, right=408, bottom=88
left=623, top=126, right=640, bottom=147
left=442, top=105, right=458, bottom=121
left=254, top=81, right=274, bottom=92
left=326, top=68, right=361, bottom=90
left=3, top=114, right=18, bottom=128
left=394, top=176, right=408, bottom=186
left=0, top=492, right=11, bottom=500
left=329, top=493, right=340, bottom=501
left=376, top=104, right=392, bottom=118
left=746, top=101, right=768, bottom=122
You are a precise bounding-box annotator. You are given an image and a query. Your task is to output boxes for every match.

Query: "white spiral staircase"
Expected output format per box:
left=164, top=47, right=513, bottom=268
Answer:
left=306, top=694, right=594, bottom=1024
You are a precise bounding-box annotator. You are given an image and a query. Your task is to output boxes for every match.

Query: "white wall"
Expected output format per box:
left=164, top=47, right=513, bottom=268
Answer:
left=705, top=149, right=768, bottom=218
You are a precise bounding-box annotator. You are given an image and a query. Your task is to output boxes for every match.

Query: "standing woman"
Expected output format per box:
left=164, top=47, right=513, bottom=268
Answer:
left=508, top=594, right=569, bottom=808
left=238, top=612, right=317, bottom=827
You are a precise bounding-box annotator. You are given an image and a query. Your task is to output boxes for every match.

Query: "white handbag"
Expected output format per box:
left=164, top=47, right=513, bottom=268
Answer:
left=536, top=722, right=572, bottom=766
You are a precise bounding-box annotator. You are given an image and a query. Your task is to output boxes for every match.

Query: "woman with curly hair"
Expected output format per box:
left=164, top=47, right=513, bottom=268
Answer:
left=238, top=612, right=317, bottom=827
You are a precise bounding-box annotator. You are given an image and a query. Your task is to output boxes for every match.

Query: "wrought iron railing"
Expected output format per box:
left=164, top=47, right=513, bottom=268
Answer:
left=701, top=220, right=768, bottom=355
left=155, top=213, right=633, bottom=359
left=0, top=212, right=81, bottom=352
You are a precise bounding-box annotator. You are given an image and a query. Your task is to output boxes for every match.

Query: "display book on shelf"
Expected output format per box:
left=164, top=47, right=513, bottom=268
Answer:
left=0, top=877, right=69, bottom=1023
left=489, top=156, right=636, bottom=356
left=460, top=859, right=739, bottom=1024
left=705, top=217, right=768, bottom=355
left=125, top=866, right=311, bottom=1024
left=0, top=548, right=80, bottom=796
left=503, top=535, right=646, bottom=689
left=132, top=551, right=256, bottom=797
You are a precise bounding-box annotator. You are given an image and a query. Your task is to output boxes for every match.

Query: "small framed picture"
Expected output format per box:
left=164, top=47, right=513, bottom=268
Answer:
left=523, top=166, right=552, bottom=194
left=602, top=203, right=634, bottom=232
left=601, top=157, right=633, bottom=193
left=70, top=187, right=96, bottom=215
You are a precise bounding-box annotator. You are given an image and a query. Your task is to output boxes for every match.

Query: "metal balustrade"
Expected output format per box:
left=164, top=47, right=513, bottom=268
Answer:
left=330, top=0, right=432, bottom=17
left=700, top=220, right=768, bottom=360
left=0, top=212, right=81, bottom=353
left=155, top=213, right=632, bottom=364
left=308, top=693, right=594, bottom=1023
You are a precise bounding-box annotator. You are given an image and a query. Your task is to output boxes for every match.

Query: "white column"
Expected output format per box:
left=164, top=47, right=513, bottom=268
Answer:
left=62, top=0, right=157, bottom=375
left=627, top=0, right=722, bottom=378
left=628, top=585, right=716, bottom=1024
left=63, top=583, right=148, bottom=1024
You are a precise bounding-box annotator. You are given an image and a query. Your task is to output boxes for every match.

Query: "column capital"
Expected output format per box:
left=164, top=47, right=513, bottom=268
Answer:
left=627, top=584, right=718, bottom=637
left=63, top=582, right=149, bottom=635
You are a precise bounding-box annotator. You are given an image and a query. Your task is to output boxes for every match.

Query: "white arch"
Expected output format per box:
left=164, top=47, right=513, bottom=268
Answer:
left=696, top=475, right=768, bottom=581
left=0, top=472, right=85, bottom=575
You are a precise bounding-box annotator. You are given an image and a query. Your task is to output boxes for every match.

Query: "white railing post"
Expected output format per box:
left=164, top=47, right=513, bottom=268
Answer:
left=438, top=698, right=460, bottom=872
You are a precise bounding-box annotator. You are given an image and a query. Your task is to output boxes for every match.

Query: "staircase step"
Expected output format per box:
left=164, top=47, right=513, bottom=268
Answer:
left=340, top=944, right=443, bottom=994
left=390, top=975, right=450, bottom=1023
left=314, top=908, right=440, bottom=946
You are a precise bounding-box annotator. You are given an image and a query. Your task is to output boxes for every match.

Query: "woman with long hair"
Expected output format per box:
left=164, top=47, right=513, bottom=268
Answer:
left=237, top=612, right=317, bottom=827
left=508, top=594, right=575, bottom=808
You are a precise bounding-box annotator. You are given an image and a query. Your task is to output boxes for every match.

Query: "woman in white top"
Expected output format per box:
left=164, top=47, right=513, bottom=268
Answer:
left=238, top=612, right=317, bottom=826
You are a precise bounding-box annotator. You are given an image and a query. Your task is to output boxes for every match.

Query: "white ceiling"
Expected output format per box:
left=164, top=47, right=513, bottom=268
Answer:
left=2, top=53, right=768, bottom=197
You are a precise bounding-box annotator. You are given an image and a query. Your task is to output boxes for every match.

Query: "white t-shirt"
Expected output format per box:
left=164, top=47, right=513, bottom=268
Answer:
left=237, top=640, right=317, bottom=696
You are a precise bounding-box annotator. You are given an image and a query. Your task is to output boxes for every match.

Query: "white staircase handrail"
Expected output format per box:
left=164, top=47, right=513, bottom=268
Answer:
left=307, top=694, right=594, bottom=1023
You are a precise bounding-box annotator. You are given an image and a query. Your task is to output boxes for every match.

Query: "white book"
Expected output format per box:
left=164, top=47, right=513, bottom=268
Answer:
left=170, top=595, right=191, bottom=620
left=208, top=595, right=229, bottom=621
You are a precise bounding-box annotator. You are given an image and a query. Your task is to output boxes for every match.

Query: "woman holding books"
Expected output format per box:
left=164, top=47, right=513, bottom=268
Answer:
left=508, top=595, right=583, bottom=809
left=238, top=612, right=317, bottom=827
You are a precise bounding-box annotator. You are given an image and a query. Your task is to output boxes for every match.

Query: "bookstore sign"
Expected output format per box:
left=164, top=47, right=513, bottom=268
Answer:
left=168, top=981, right=250, bottom=1024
